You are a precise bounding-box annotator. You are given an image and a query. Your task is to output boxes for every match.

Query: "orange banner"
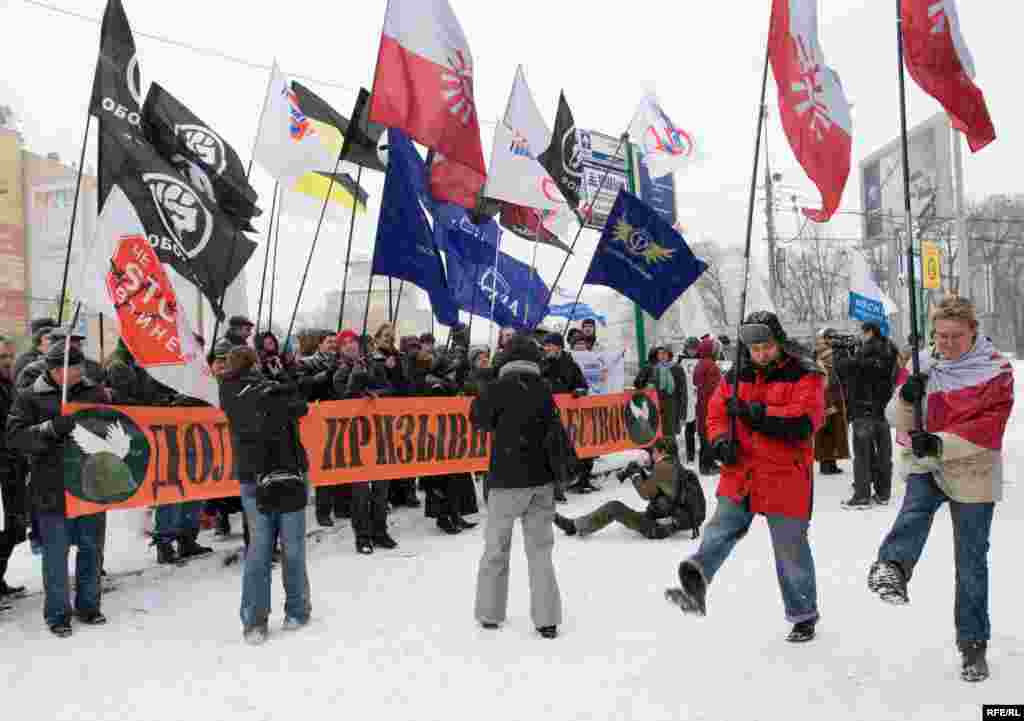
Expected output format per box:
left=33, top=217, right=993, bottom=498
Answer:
left=63, top=391, right=660, bottom=517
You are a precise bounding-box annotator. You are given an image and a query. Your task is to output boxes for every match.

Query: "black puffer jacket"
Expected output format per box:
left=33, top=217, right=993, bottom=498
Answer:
left=294, top=352, right=339, bottom=401
left=219, top=372, right=310, bottom=483
left=540, top=351, right=588, bottom=395
left=6, top=374, right=109, bottom=514
left=836, top=336, right=898, bottom=421
left=469, top=360, right=562, bottom=490
left=0, top=376, right=28, bottom=525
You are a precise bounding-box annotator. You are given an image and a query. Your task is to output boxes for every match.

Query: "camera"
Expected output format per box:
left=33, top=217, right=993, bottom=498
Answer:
left=616, top=461, right=647, bottom=484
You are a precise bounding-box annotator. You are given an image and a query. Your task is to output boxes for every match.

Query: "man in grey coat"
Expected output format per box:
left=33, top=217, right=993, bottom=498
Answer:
left=470, top=332, right=564, bottom=639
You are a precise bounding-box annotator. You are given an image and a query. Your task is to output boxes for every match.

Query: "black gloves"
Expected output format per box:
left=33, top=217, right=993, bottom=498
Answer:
left=726, top=398, right=766, bottom=428
left=712, top=437, right=740, bottom=466
left=910, top=431, right=942, bottom=459
left=50, top=414, right=76, bottom=437
left=900, top=374, right=928, bottom=404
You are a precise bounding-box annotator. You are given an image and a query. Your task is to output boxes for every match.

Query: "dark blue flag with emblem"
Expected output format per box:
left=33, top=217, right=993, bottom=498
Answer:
left=371, top=129, right=459, bottom=326
left=443, top=224, right=549, bottom=330
left=584, top=189, right=707, bottom=319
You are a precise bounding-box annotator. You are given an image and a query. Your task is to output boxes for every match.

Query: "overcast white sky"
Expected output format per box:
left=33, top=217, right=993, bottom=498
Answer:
left=1, top=0, right=1018, bottom=334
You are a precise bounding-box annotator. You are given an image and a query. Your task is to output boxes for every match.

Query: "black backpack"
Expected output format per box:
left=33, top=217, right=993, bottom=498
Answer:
left=672, top=464, right=707, bottom=539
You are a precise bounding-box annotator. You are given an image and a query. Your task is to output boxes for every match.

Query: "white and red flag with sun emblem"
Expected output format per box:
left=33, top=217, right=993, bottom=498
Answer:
left=768, top=0, right=852, bottom=223
left=370, top=0, right=486, bottom=176
left=901, top=0, right=995, bottom=153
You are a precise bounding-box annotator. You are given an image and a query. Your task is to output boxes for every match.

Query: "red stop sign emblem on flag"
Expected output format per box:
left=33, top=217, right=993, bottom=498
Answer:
left=105, top=234, right=185, bottom=368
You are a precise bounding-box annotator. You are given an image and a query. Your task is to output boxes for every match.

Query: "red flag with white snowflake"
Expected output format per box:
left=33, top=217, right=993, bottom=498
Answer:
left=768, top=0, right=852, bottom=222
left=901, top=0, right=995, bottom=153
left=369, top=0, right=486, bottom=175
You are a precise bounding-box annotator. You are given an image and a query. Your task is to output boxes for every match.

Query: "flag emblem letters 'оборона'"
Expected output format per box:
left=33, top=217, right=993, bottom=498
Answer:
left=141, top=172, right=213, bottom=259
left=613, top=218, right=675, bottom=265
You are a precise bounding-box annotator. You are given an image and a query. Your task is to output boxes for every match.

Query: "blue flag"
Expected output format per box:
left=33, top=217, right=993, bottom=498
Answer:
left=547, top=302, right=607, bottom=326
left=432, top=202, right=499, bottom=265
left=584, top=189, right=707, bottom=319
left=445, top=236, right=549, bottom=330
left=372, top=129, right=459, bottom=326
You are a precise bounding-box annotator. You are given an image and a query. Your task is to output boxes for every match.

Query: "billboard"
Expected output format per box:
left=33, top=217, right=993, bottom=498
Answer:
left=578, top=130, right=676, bottom=231
left=860, top=113, right=953, bottom=247
left=0, top=130, right=27, bottom=338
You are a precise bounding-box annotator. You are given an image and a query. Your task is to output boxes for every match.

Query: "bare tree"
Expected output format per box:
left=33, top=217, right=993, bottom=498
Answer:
left=691, top=240, right=729, bottom=327
left=776, top=227, right=850, bottom=325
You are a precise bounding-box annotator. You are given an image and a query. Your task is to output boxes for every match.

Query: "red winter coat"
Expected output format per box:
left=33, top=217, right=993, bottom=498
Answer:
left=693, top=339, right=721, bottom=440
left=707, top=353, right=826, bottom=520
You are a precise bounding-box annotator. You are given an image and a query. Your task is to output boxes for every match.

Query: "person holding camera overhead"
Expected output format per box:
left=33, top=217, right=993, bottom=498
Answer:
left=219, top=346, right=312, bottom=646
left=552, top=438, right=705, bottom=540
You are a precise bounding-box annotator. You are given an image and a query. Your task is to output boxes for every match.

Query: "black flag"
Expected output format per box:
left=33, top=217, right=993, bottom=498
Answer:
left=142, top=82, right=261, bottom=231
left=89, top=0, right=144, bottom=208
left=100, top=129, right=257, bottom=318
left=291, top=83, right=386, bottom=173
left=537, top=91, right=582, bottom=210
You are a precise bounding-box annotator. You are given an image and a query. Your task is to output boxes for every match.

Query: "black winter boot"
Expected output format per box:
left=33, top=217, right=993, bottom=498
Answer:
left=553, top=514, right=577, bottom=536
left=786, top=619, right=817, bottom=643
left=958, top=640, right=989, bottom=682
left=868, top=560, right=909, bottom=604
left=178, top=533, right=213, bottom=559
left=665, top=562, right=707, bottom=616
left=155, top=541, right=177, bottom=565
left=437, top=515, right=461, bottom=535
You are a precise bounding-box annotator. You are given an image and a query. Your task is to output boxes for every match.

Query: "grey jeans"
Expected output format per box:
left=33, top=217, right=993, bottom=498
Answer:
left=475, top=484, right=562, bottom=629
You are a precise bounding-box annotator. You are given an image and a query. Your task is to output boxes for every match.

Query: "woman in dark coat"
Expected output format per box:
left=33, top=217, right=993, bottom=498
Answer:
left=219, top=347, right=312, bottom=645
left=814, top=331, right=851, bottom=474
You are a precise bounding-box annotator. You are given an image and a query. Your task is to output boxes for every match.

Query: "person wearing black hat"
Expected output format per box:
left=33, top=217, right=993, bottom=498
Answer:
left=225, top=316, right=255, bottom=348
left=470, top=333, right=563, bottom=638
left=833, top=320, right=899, bottom=508
left=668, top=311, right=826, bottom=644
left=16, top=327, right=103, bottom=391
left=540, top=333, right=591, bottom=495
left=13, top=318, right=57, bottom=381
left=5, top=340, right=110, bottom=637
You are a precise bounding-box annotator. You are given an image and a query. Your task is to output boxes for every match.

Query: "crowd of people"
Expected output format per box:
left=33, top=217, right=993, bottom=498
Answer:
left=0, top=297, right=1013, bottom=683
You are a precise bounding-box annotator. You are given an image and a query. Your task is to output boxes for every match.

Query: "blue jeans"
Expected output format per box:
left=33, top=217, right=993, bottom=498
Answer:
left=686, top=496, right=819, bottom=624
left=878, top=472, right=995, bottom=642
left=153, top=501, right=202, bottom=543
left=37, top=512, right=105, bottom=626
left=239, top=484, right=311, bottom=628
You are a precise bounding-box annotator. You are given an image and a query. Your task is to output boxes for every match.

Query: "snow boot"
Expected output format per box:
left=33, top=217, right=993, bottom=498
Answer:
left=553, top=514, right=577, bottom=536
left=243, top=624, right=269, bottom=646
left=155, top=541, right=178, bottom=565
left=456, top=516, right=478, bottom=530
left=177, top=534, right=213, bottom=559
left=868, top=560, right=909, bottom=604
left=0, top=580, right=27, bottom=598
left=49, top=621, right=73, bottom=638
left=872, top=494, right=890, bottom=506
left=373, top=532, right=398, bottom=550
left=437, top=515, right=462, bottom=535
left=480, top=622, right=499, bottom=630
left=316, top=514, right=334, bottom=528
left=958, top=640, right=989, bottom=682
left=665, top=561, right=707, bottom=616
left=841, top=494, right=873, bottom=510
left=76, top=610, right=107, bottom=626
left=356, top=537, right=374, bottom=555
left=786, top=619, right=816, bottom=643
left=819, top=461, right=842, bottom=475
left=537, top=625, right=558, bottom=639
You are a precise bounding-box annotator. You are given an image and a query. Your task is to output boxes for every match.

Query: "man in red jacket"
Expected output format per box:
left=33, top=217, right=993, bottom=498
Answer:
left=666, top=312, right=826, bottom=643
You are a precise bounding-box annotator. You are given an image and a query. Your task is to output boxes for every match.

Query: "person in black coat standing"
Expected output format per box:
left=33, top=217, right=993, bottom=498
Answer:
left=470, top=333, right=564, bottom=639
left=0, top=336, right=29, bottom=602
left=5, top=341, right=110, bottom=637
left=219, top=347, right=312, bottom=645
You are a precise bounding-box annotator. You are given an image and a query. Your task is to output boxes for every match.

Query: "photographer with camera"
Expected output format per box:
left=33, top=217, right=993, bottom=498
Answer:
left=813, top=329, right=851, bottom=476
left=552, top=438, right=705, bottom=540
left=834, top=321, right=899, bottom=508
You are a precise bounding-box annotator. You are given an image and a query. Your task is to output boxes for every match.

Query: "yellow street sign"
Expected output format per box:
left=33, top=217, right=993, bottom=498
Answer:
left=921, top=241, right=941, bottom=290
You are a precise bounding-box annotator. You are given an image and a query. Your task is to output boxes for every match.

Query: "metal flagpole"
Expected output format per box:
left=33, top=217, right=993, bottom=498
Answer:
left=255, top=182, right=279, bottom=334
left=337, top=165, right=364, bottom=331
left=387, top=277, right=394, bottom=323
left=896, top=0, right=925, bottom=431
left=525, top=215, right=541, bottom=327
left=285, top=147, right=349, bottom=349
left=360, top=274, right=376, bottom=341
left=56, top=115, right=93, bottom=326
left=728, top=25, right=773, bottom=445
left=393, top=280, right=405, bottom=324
left=487, top=232, right=502, bottom=352
left=61, top=302, right=82, bottom=408
left=268, top=199, right=281, bottom=337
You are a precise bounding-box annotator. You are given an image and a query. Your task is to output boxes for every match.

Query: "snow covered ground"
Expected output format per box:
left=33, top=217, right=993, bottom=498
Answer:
left=3, top=413, right=1023, bottom=720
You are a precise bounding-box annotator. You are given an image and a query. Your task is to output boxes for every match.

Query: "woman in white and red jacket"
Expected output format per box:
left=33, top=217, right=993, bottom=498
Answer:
left=667, top=312, right=826, bottom=644
left=868, top=296, right=1013, bottom=683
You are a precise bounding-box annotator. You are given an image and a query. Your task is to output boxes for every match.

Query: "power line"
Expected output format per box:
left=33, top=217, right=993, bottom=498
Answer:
left=20, top=0, right=501, bottom=128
